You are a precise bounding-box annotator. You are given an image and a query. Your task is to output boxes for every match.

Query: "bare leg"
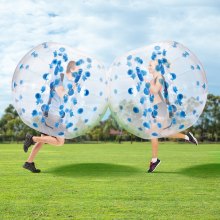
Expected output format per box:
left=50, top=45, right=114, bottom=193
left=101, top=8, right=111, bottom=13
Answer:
left=168, top=133, right=185, bottom=139
left=32, top=135, right=65, bottom=146
left=27, top=142, right=44, bottom=163
left=148, top=138, right=160, bottom=172
left=151, top=138, right=159, bottom=158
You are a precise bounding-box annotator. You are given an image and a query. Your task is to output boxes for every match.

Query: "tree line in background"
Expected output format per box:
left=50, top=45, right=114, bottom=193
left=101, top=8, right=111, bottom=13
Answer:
left=0, top=94, right=219, bottom=143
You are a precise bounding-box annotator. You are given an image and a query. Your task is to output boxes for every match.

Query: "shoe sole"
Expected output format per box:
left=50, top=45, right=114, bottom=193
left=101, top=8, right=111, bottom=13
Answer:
left=189, top=132, right=198, bottom=145
left=148, top=161, right=161, bottom=173
left=23, top=166, right=41, bottom=173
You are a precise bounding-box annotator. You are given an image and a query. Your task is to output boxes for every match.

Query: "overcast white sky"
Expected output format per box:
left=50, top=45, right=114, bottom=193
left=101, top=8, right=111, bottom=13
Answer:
left=0, top=0, right=219, bottom=117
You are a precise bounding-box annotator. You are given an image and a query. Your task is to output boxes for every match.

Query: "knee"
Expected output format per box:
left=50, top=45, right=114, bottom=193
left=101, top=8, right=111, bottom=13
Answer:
left=55, top=138, right=65, bottom=146
left=34, top=142, right=44, bottom=148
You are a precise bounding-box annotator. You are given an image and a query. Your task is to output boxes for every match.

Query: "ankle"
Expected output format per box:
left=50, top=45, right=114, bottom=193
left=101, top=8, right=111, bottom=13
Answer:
left=151, top=158, right=157, bottom=163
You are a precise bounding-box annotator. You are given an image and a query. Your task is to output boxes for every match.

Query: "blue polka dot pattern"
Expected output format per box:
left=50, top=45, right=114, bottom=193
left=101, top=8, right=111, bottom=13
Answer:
left=12, top=42, right=108, bottom=139
left=108, top=41, right=208, bottom=139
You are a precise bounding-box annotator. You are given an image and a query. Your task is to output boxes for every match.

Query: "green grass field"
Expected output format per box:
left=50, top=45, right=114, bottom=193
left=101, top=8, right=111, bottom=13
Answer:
left=0, top=142, right=220, bottom=219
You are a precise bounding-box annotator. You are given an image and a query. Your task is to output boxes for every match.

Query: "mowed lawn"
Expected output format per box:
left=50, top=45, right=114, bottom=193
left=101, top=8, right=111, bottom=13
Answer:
left=0, top=142, right=220, bottom=220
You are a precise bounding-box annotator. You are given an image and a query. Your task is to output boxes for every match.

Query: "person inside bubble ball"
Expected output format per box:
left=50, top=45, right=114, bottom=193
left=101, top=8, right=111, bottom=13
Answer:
left=22, top=60, right=79, bottom=173
left=146, top=59, right=198, bottom=173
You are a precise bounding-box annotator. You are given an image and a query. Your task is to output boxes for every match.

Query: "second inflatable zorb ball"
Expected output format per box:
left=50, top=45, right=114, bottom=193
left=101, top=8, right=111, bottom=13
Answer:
left=108, top=41, right=208, bottom=139
left=12, top=42, right=108, bottom=138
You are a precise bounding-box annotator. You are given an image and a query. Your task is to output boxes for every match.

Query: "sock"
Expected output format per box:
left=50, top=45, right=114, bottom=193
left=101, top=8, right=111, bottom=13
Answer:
left=151, top=158, right=157, bottom=163
left=185, top=135, right=189, bottom=141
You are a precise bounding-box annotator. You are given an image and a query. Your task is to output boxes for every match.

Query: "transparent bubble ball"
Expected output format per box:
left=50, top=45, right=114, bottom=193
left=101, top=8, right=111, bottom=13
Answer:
left=12, top=42, right=108, bottom=139
left=108, top=41, right=208, bottom=139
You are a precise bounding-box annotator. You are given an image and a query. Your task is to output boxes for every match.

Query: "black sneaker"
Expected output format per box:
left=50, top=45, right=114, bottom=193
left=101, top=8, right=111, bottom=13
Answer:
left=187, top=132, right=198, bottom=145
left=147, top=159, right=161, bottom=173
left=23, top=162, right=41, bottom=173
left=23, top=133, right=34, bottom=153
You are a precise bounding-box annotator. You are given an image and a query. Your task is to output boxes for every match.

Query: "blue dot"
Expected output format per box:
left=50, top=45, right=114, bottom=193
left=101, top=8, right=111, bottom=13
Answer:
left=59, top=110, right=65, bottom=118
left=127, top=69, right=133, bottom=75
left=133, top=107, right=139, bottom=113
left=32, top=110, right=38, bottom=117
left=180, top=111, right=186, bottom=118
left=41, top=86, right=46, bottom=93
left=100, top=92, right=103, bottom=96
left=172, top=118, right=176, bottom=124
left=127, top=55, right=132, bottom=60
left=140, top=97, right=145, bottom=104
left=93, top=107, right=97, bottom=111
left=154, top=46, right=160, bottom=50
left=67, top=89, right=74, bottom=96
left=54, top=122, right=59, bottom=128
left=63, top=94, right=68, bottom=103
left=72, top=98, right=77, bottom=105
left=179, top=124, right=184, bottom=129
left=43, top=73, right=49, bottom=80
left=35, top=93, right=41, bottom=99
left=66, top=122, right=73, bottom=129
left=58, top=132, right=64, bottom=136
left=144, top=88, right=149, bottom=95
left=87, top=58, right=92, bottom=63
left=41, top=104, right=49, bottom=112
left=152, top=110, right=158, bottom=117
left=78, top=108, right=83, bottom=114
left=128, top=88, right=133, bottom=95
left=134, top=57, right=143, bottom=64
left=157, top=123, right=162, bottom=128
left=143, top=122, right=150, bottom=129
left=153, top=105, right=158, bottom=110
left=84, top=89, right=89, bottom=96
left=84, top=119, right=88, bottom=123
left=85, top=71, right=91, bottom=77
left=152, top=132, right=158, bottom=136
left=59, top=47, right=65, bottom=52
left=127, top=118, right=131, bottom=122
left=67, top=83, right=72, bottom=89
left=173, top=86, right=178, bottom=93
left=177, top=94, right=183, bottom=100
left=76, top=59, right=84, bottom=66
left=33, top=123, right=38, bottom=128
left=170, top=73, right=176, bottom=80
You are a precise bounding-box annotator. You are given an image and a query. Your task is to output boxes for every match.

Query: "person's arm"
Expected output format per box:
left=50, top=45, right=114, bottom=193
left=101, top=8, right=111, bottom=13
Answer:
left=55, top=85, right=66, bottom=98
left=149, top=77, right=163, bottom=94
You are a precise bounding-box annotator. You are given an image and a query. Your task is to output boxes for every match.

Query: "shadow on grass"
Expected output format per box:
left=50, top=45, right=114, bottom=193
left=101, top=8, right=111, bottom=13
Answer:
left=45, top=163, right=142, bottom=178
left=156, top=163, right=220, bottom=178
left=179, top=163, right=220, bottom=178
